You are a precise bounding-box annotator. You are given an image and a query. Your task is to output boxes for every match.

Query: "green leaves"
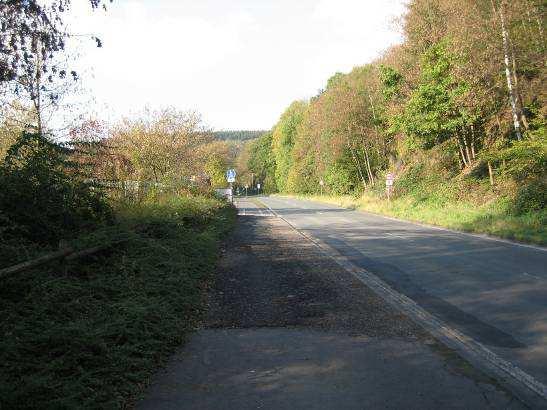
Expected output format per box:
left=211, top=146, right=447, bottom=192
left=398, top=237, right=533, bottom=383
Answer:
left=272, top=101, right=307, bottom=192
left=482, top=135, right=547, bottom=181
left=0, top=132, right=112, bottom=246
left=247, top=132, right=277, bottom=193
left=205, top=155, right=228, bottom=189
left=401, top=41, right=470, bottom=149
left=324, top=152, right=360, bottom=195
left=0, top=195, right=236, bottom=408
left=379, top=65, right=403, bottom=101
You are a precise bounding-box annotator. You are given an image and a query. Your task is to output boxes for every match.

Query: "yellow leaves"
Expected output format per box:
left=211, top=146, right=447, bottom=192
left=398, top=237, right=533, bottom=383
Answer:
left=109, top=108, right=212, bottom=183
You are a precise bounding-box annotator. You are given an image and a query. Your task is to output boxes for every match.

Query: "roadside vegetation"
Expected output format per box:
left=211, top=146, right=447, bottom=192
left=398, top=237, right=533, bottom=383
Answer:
left=1, top=193, right=235, bottom=408
left=0, top=3, right=238, bottom=406
left=242, top=0, right=546, bottom=244
left=0, top=0, right=544, bottom=405
left=0, top=130, right=237, bottom=408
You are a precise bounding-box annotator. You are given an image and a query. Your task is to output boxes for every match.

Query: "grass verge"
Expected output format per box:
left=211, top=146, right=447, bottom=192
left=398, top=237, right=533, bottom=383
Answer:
left=0, top=195, right=236, bottom=409
left=275, top=192, right=546, bottom=246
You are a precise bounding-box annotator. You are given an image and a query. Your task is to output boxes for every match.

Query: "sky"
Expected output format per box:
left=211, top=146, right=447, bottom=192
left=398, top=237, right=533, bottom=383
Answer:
left=69, top=0, right=407, bottom=131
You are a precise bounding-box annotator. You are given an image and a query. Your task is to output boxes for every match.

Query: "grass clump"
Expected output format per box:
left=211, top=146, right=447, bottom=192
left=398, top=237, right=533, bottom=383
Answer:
left=0, top=194, right=236, bottom=409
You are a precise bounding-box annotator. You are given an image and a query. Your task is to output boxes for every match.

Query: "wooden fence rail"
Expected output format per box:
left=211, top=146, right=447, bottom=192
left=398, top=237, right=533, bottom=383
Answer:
left=0, top=241, right=126, bottom=279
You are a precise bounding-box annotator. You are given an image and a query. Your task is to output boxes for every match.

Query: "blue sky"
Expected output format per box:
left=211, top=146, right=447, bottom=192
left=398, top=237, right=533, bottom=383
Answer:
left=70, top=0, right=407, bottom=130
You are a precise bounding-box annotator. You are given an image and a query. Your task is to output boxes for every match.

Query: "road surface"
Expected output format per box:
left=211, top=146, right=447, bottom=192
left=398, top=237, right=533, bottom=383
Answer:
left=259, top=196, right=547, bottom=395
left=138, top=198, right=524, bottom=409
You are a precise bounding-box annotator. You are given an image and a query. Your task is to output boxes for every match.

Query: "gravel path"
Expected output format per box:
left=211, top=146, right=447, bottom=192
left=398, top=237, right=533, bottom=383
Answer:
left=207, top=213, right=423, bottom=338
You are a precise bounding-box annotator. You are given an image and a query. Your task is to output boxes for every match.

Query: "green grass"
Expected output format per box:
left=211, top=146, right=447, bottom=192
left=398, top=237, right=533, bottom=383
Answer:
left=277, top=190, right=546, bottom=246
left=0, top=195, right=236, bottom=409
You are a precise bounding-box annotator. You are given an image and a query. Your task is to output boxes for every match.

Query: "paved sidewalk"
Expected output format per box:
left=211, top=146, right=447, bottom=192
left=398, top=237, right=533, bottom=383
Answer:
left=137, top=205, right=524, bottom=409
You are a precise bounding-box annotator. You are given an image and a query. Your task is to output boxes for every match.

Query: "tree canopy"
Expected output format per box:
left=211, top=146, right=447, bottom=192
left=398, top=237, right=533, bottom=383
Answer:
left=244, top=0, right=545, bottom=208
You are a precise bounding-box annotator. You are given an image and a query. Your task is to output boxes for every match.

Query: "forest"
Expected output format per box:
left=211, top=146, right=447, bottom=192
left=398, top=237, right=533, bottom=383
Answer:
left=243, top=0, right=546, bottom=244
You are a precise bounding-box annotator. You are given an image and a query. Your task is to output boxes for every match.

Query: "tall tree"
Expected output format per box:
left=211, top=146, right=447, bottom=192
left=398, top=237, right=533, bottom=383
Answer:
left=271, top=101, right=306, bottom=192
left=1, top=0, right=108, bottom=84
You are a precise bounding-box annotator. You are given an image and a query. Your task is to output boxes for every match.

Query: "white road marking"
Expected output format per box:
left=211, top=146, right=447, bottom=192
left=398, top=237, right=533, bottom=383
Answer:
left=386, top=233, right=408, bottom=239
left=258, top=198, right=547, bottom=406
left=523, top=272, right=542, bottom=281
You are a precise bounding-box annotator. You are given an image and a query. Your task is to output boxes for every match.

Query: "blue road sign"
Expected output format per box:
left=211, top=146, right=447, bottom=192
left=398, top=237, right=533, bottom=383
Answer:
left=226, top=169, right=237, bottom=183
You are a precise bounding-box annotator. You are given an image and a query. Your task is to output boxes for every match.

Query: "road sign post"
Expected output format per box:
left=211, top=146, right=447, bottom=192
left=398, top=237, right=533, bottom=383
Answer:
left=386, top=173, right=394, bottom=201
left=319, top=179, right=324, bottom=196
left=226, top=169, right=236, bottom=184
left=226, top=169, right=237, bottom=203
left=257, top=183, right=261, bottom=195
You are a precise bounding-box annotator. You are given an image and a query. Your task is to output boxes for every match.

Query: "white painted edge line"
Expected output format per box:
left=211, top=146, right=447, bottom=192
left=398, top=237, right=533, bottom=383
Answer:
left=271, top=195, right=546, bottom=252
left=259, top=198, right=547, bottom=407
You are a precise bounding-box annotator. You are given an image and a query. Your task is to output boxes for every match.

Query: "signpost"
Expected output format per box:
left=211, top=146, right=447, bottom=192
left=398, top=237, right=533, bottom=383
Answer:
left=257, top=183, right=261, bottom=195
left=319, top=179, right=324, bottom=196
left=226, top=169, right=236, bottom=203
left=226, top=169, right=236, bottom=183
left=386, top=172, right=394, bottom=201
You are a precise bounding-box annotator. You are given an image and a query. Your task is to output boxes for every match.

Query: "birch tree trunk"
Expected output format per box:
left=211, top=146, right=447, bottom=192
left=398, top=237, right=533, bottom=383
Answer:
left=33, top=37, right=43, bottom=135
left=363, top=143, right=375, bottom=185
left=488, top=161, right=495, bottom=186
left=345, top=126, right=367, bottom=187
left=509, top=37, right=529, bottom=129
left=463, top=133, right=472, bottom=164
left=470, top=125, right=477, bottom=160
left=493, top=0, right=523, bottom=140
left=457, top=138, right=468, bottom=168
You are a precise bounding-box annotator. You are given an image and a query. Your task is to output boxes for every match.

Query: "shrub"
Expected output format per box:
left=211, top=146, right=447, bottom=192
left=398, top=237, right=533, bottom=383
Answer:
left=324, top=161, right=356, bottom=195
left=0, top=195, right=236, bottom=408
left=483, top=136, right=546, bottom=181
left=395, top=162, right=425, bottom=196
left=511, top=178, right=547, bottom=215
left=0, top=132, right=112, bottom=245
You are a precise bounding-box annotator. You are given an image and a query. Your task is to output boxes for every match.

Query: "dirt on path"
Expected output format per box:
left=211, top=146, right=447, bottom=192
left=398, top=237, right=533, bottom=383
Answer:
left=137, top=207, right=525, bottom=410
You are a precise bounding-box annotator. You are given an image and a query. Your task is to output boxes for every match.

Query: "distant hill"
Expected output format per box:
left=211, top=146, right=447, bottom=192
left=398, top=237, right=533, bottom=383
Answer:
left=213, top=130, right=267, bottom=142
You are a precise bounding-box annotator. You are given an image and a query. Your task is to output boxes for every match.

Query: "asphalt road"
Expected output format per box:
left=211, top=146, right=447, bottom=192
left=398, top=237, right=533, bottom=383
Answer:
left=138, top=199, right=524, bottom=409
left=258, top=196, right=547, bottom=391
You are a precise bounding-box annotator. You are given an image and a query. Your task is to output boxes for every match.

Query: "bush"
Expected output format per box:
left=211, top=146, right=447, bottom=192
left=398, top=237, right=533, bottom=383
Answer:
left=324, top=160, right=356, bottom=195
left=0, top=195, right=236, bottom=408
left=394, top=162, right=425, bottom=196
left=0, top=133, right=112, bottom=245
left=511, top=178, right=547, bottom=215
left=483, top=136, right=546, bottom=181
